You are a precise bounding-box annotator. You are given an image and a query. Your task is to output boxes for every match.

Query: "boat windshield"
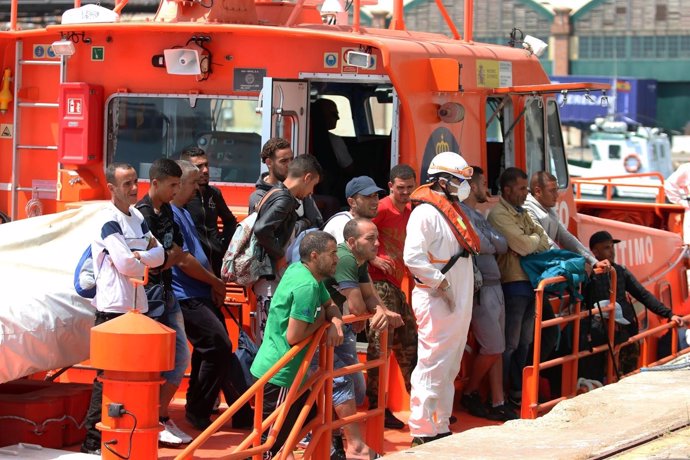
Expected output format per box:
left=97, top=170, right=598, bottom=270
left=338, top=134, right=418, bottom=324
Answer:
left=524, top=97, right=568, bottom=188
left=106, top=95, right=262, bottom=184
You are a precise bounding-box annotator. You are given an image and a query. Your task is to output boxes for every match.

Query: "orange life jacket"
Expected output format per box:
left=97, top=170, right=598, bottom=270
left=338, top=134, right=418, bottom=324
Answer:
left=410, top=183, right=481, bottom=255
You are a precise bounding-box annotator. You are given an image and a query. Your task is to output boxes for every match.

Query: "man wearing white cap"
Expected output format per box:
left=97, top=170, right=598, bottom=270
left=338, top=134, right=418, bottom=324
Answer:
left=404, top=152, right=481, bottom=445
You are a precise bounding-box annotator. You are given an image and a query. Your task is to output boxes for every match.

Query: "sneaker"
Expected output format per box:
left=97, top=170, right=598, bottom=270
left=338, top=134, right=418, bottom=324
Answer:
left=185, top=412, right=213, bottom=431
left=486, top=403, right=519, bottom=422
left=160, top=418, right=193, bottom=445
left=411, top=436, right=434, bottom=447
left=384, top=408, right=405, bottom=429
left=460, top=391, right=488, bottom=418
left=79, top=444, right=101, bottom=455
left=434, top=431, right=452, bottom=440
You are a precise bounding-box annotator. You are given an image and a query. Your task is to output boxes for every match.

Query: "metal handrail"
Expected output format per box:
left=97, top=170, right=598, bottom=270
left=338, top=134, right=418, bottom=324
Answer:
left=571, top=172, right=667, bottom=204
left=522, top=267, right=617, bottom=419
left=524, top=266, right=689, bottom=419
left=175, top=313, right=388, bottom=460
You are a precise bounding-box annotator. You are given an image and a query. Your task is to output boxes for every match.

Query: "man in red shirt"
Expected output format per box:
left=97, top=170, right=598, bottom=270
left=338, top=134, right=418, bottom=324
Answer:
left=368, top=164, right=418, bottom=429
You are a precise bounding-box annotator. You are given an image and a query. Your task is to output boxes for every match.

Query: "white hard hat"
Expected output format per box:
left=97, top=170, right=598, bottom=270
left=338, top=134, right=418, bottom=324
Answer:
left=427, top=151, right=473, bottom=181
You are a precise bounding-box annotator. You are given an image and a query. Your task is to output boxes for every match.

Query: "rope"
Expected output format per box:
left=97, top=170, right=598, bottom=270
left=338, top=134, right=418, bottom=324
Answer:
left=640, top=356, right=690, bottom=372
left=0, top=414, right=86, bottom=435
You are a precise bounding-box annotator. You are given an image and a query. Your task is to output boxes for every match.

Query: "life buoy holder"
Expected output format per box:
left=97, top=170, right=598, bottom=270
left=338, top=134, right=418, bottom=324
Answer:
left=623, top=154, right=641, bottom=173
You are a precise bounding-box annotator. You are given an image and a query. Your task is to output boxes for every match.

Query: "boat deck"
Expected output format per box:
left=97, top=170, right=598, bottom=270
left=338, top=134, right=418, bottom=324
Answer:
left=154, top=401, right=502, bottom=459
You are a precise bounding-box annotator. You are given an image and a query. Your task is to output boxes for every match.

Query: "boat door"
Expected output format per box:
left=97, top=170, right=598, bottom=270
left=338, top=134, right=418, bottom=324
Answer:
left=260, top=78, right=309, bottom=154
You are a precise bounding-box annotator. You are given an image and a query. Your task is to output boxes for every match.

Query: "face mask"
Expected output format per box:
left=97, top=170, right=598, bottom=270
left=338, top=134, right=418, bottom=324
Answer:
left=449, top=180, right=471, bottom=201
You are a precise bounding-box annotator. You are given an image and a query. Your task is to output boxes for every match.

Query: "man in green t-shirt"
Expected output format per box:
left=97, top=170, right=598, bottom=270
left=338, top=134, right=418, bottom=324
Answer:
left=250, top=231, right=344, bottom=459
left=324, top=217, right=403, bottom=458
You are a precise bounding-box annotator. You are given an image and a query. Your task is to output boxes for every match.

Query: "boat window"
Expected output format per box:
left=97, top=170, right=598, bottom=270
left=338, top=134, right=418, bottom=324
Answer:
left=486, top=97, right=514, bottom=195
left=591, top=143, right=601, bottom=161
left=106, top=96, right=262, bottom=184
left=368, top=96, right=394, bottom=136
left=609, top=145, right=621, bottom=160
left=524, top=98, right=545, bottom=182
left=322, top=95, right=355, bottom=137
left=545, top=100, right=568, bottom=188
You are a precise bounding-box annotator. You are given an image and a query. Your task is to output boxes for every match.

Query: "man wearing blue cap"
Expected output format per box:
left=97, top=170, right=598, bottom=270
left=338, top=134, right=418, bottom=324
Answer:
left=323, top=176, right=384, bottom=243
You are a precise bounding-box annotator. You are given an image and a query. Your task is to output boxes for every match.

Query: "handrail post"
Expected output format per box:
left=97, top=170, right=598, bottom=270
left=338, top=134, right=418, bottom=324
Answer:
left=435, top=0, right=461, bottom=40
left=10, top=0, right=18, bottom=30
left=321, top=344, right=335, bottom=459
left=373, top=327, right=388, bottom=452
left=562, top=297, right=581, bottom=397
left=605, top=268, right=618, bottom=384
left=522, top=288, right=543, bottom=419
left=463, top=0, right=473, bottom=41
left=390, top=0, right=405, bottom=30
left=353, top=0, right=361, bottom=32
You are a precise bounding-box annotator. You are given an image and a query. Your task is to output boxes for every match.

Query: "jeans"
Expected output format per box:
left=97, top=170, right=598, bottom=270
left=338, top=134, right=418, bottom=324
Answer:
left=503, top=294, right=535, bottom=396
left=333, top=325, right=365, bottom=406
left=311, top=325, right=365, bottom=407
left=159, top=295, right=190, bottom=386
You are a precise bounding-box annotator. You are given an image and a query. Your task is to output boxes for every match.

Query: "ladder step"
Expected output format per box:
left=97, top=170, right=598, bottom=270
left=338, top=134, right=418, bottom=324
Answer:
left=19, top=59, right=61, bottom=66
left=18, top=102, right=58, bottom=108
left=17, top=145, right=58, bottom=150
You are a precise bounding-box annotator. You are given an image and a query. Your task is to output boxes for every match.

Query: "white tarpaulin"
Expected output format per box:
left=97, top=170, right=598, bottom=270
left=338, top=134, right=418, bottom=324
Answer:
left=0, top=203, right=109, bottom=383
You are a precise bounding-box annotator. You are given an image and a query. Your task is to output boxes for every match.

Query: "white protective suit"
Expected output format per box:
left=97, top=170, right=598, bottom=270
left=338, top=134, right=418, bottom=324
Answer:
left=403, top=202, right=474, bottom=437
left=664, top=162, right=690, bottom=244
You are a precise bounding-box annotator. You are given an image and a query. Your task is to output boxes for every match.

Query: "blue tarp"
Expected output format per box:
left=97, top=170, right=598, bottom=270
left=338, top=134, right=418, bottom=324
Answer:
left=550, top=75, right=657, bottom=127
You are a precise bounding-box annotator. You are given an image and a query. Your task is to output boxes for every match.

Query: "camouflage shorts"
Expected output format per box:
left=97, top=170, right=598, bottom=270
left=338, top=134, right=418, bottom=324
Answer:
left=366, top=280, right=418, bottom=404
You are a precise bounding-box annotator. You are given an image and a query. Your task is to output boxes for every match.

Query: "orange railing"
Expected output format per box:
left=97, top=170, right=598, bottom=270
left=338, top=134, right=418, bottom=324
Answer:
left=571, top=172, right=667, bottom=204
left=522, top=267, right=618, bottom=419
left=175, top=313, right=388, bottom=460
left=523, top=267, right=690, bottom=419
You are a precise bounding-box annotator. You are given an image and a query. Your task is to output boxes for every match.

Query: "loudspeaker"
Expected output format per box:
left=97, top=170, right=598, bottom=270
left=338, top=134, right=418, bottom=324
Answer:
left=163, top=49, right=201, bottom=75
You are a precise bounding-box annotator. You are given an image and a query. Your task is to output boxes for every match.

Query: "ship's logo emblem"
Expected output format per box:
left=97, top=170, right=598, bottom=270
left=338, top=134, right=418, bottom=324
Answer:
left=435, top=133, right=450, bottom=155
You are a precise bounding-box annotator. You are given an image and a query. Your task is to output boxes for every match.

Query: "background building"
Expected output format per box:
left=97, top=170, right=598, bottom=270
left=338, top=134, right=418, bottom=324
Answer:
left=376, top=0, right=690, bottom=132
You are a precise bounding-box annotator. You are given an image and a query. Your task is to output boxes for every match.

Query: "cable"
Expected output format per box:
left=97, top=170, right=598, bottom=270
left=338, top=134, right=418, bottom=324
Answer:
left=103, top=410, right=137, bottom=460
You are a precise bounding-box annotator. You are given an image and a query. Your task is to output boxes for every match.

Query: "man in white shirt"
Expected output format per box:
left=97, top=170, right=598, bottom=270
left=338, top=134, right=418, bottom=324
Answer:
left=664, top=162, right=690, bottom=244
left=81, top=163, right=165, bottom=455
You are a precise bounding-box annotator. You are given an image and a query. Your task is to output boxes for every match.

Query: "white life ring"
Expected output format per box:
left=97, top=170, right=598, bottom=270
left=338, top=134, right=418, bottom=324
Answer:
left=623, top=154, right=641, bottom=173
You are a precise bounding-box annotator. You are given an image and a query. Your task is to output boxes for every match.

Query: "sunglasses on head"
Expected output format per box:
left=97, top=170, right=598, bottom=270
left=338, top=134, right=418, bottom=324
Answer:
left=435, top=165, right=473, bottom=180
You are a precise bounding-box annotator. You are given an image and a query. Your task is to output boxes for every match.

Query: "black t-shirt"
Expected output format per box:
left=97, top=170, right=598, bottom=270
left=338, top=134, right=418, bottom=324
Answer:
left=135, top=195, right=183, bottom=290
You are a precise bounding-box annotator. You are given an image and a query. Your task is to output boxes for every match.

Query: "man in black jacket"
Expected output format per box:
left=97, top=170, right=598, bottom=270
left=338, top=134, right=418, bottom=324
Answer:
left=251, top=154, right=322, bottom=343
left=249, top=137, right=323, bottom=231
left=587, top=230, right=684, bottom=373
left=180, top=146, right=237, bottom=277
